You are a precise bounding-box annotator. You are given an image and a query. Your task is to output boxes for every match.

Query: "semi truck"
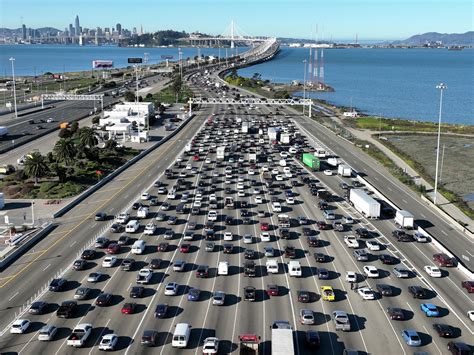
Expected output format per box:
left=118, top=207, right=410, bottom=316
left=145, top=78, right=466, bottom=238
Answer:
left=395, top=210, right=414, bottom=229
left=270, top=321, right=294, bottom=355
left=349, top=189, right=381, bottom=218
left=337, top=164, right=352, bottom=177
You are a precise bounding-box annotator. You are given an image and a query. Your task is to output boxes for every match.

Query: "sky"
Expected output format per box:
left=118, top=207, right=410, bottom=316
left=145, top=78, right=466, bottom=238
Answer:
left=1, top=0, right=473, bottom=40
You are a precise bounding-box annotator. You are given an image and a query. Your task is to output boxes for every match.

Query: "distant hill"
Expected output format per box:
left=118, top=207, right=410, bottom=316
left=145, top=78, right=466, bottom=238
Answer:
left=393, top=32, right=474, bottom=46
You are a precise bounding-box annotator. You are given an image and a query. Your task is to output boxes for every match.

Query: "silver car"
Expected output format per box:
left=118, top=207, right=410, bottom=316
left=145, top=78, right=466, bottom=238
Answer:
left=212, top=291, right=226, bottom=306
left=300, top=309, right=315, bottom=325
left=393, top=267, right=410, bottom=278
left=74, top=286, right=91, bottom=300
left=38, top=325, right=57, bottom=341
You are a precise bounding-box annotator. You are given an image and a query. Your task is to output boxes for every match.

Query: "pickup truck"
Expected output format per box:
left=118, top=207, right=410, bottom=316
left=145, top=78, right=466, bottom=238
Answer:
left=332, top=311, right=351, bottom=331
left=67, top=323, right=92, bottom=347
left=344, top=235, right=359, bottom=248
left=136, top=269, right=153, bottom=284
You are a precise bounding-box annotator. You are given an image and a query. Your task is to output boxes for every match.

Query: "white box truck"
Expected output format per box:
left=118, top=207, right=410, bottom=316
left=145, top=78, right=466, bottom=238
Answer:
left=395, top=210, right=414, bottom=229
left=271, top=322, right=294, bottom=355
left=242, top=122, right=249, bottom=133
left=349, top=189, right=381, bottom=218
left=280, top=133, right=290, bottom=144
left=268, top=127, right=278, bottom=141
left=338, top=164, right=352, bottom=177
left=216, top=146, right=226, bottom=160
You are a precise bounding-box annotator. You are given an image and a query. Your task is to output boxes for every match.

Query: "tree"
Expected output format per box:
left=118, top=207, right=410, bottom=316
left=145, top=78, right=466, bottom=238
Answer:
left=54, top=138, right=76, bottom=165
left=124, top=91, right=135, bottom=102
left=92, top=116, right=100, bottom=125
left=230, top=68, right=238, bottom=79
left=78, top=127, right=98, bottom=148
left=58, top=128, right=72, bottom=139
left=104, top=139, right=118, bottom=152
left=50, top=163, right=67, bottom=183
left=70, top=121, right=79, bottom=134
left=145, top=93, right=153, bottom=99
left=24, top=152, right=48, bottom=185
left=171, top=75, right=182, bottom=97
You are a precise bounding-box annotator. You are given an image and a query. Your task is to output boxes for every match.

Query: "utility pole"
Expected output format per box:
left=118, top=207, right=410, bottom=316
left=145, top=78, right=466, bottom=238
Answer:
left=303, top=60, right=307, bottom=114
left=433, top=83, right=447, bottom=205
left=9, top=57, right=18, bottom=117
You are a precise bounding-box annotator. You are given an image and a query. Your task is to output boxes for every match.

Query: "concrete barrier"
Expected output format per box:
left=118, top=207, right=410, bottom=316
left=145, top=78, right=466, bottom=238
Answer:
left=53, top=113, right=195, bottom=218
left=0, top=223, right=55, bottom=271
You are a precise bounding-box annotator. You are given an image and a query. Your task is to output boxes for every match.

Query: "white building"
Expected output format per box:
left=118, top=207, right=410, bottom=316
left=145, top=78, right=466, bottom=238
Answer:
left=100, top=101, right=154, bottom=127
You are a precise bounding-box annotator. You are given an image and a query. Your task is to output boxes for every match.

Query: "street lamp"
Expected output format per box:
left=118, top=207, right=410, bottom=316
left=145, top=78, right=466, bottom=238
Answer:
left=433, top=83, right=447, bottom=205
left=302, top=60, right=307, bottom=114
left=9, top=57, right=18, bottom=117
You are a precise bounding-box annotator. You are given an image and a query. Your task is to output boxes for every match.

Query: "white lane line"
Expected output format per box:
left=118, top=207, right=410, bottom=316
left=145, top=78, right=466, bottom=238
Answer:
left=127, top=283, right=132, bottom=291
left=441, top=230, right=448, bottom=236
left=423, top=325, right=442, bottom=355
left=8, top=291, right=19, bottom=301
left=402, top=199, right=408, bottom=203
left=420, top=213, right=426, bottom=218
left=42, top=263, right=51, bottom=271
left=406, top=302, right=414, bottom=312
left=88, top=318, right=111, bottom=355
left=70, top=240, right=77, bottom=247
left=387, top=187, right=393, bottom=192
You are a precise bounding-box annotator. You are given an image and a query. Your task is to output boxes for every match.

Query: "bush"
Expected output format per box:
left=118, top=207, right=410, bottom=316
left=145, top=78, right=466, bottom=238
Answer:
left=92, top=116, right=100, bottom=124
left=58, top=128, right=72, bottom=139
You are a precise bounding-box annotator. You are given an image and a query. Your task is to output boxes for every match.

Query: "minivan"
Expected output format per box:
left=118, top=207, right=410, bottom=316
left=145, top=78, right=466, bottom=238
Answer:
left=172, top=323, right=191, bottom=348
left=288, top=260, right=302, bottom=277
left=266, top=259, right=279, bottom=274
left=131, top=240, right=146, bottom=255
left=218, top=261, right=229, bottom=275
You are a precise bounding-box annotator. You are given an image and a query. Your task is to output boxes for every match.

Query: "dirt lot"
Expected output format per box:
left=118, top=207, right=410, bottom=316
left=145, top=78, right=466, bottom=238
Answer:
left=385, top=134, right=474, bottom=209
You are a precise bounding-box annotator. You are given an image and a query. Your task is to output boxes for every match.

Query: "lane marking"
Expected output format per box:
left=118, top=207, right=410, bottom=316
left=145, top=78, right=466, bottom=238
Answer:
left=42, top=263, right=51, bottom=271
left=8, top=291, right=19, bottom=301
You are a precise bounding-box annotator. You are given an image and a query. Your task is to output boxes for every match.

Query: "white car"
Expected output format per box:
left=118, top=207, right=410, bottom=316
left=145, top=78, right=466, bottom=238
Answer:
left=248, top=169, right=255, bottom=175
left=271, top=169, right=279, bottom=175
left=357, top=287, right=376, bottom=300
left=140, top=192, right=150, bottom=200
left=275, top=175, right=284, bottom=181
left=164, top=282, right=179, bottom=296
left=209, top=194, right=217, bottom=202
left=10, top=319, right=30, bottom=334
left=144, top=222, right=157, bottom=235
left=283, top=167, right=291, bottom=173
left=205, top=158, right=212, bottom=164
left=345, top=271, right=357, bottom=283
left=252, top=188, right=261, bottom=195
left=173, top=260, right=186, bottom=272
left=203, top=337, right=219, bottom=354
left=344, top=235, right=359, bottom=248
left=366, top=240, right=381, bottom=251
left=186, top=164, right=192, bottom=170
left=237, top=182, right=245, bottom=190
left=102, top=256, right=117, bottom=268
left=323, top=170, right=333, bottom=176
left=224, top=232, right=233, bottom=241
left=468, top=310, right=474, bottom=322
left=99, top=333, right=118, bottom=350
left=208, top=211, right=218, bottom=221
left=424, top=265, right=442, bottom=278
left=193, top=200, right=202, bottom=208
left=238, top=190, right=245, bottom=197
left=238, top=176, right=245, bottom=182
left=285, top=172, right=292, bottom=178
left=363, top=265, right=379, bottom=278
left=254, top=196, right=263, bottom=204
left=260, top=232, right=271, bottom=242
left=261, top=165, right=269, bottom=171
left=243, top=234, right=253, bottom=244
left=272, top=202, right=282, bottom=212
left=279, top=152, right=288, bottom=158
left=286, top=197, right=295, bottom=204
left=46, top=117, right=54, bottom=123
left=87, top=272, right=102, bottom=282
left=343, top=216, right=354, bottom=224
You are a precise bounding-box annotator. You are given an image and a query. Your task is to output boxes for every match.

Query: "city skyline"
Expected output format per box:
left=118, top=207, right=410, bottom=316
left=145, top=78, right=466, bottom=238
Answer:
left=1, top=0, right=473, bottom=40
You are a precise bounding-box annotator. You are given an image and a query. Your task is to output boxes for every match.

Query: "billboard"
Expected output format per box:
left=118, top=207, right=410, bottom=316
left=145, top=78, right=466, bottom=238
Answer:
left=128, top=57, right=143, bottom=64
left=302, top=153, right=320, bottom=170
left=161, top=55, right=174, bottom=59
left=92, top=60, right=114, bottom=69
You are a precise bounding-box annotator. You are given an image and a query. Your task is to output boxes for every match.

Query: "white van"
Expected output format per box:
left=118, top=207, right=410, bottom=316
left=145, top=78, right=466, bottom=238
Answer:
left=172, top=323, right=191, bottom=348
left=272, top=202, right=282, bottom=213
left=218, top=261, right=229, bottom=275
left=131, top=240, right=146, bottom=254
left=266, top=259, right=279, bottom=274
left=115, top=212, right=129, bottom=224
left=125, top=220, right=140, bottom=233
left=288, top=260, right=302, bottom=277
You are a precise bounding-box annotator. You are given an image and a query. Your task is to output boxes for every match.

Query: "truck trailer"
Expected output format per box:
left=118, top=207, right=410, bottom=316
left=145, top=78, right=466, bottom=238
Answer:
left=349, top=189, right=381, bottom=218
left=270, top=321, right=294, bottom=355
left=395, top=210, right=414, bottom=229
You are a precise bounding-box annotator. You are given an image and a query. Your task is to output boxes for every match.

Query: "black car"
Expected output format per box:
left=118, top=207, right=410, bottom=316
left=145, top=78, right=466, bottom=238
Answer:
left=408, top=285, right=427, bottom=299
left=130, top=286, right=145, bottom=298
left=242, top=217, right=252, bottom=224
left=49, top=278, right=66, bottom=291
left=280, top=228, right=290, bottom=239
left=392, top=229, right=413, bottom=242
left=167, top=215, right=178, bottom=224
left=306, top=330, right=320, bottom=349
left=132, top=202, right=142, bottom=210
left=29, top=301, right=48, bottom=315
left=141, top=330, right=158, bottom=346
left=150, top=258, right=162, bottom=269
left=81, top=249, right=96, bottom=260
left=118, top=235, right=132, bottom=245
left=314, top=253, right=326, bottom=262
left=225, top=216, right=234, bottom=225
left=95, top=237, right=109, bottom=248
left=297, top=290, right=311, bottom=303
left=376, top=284, right=393, bottom=296
left=241, top=209, right=249, bottom=217
left=96, top=293, right=113, bottom=306
left=196, top=265, right=209, bottom=278
left=110, top=223, right=125, bottom=233
left=244, top=286, right=256, bottom=301
left=121, top=258, right=135, bottom=271
left=241, top=201, right=249, bottom=208
left=433, top=323, right=455, bottom=338
left=307, top=235, right=320, bottom=247
left=317, top=268, right=329, bottom=280
left=73, top=259, right=87, bottom=270
left=56, top=300, right=77, bottom=318
left=355, top=228, right=370, bottom=238
left=379, top=254, right=397, bottom=265
left=223, top=244, right=233, bottom=254
left=154, top=304, right=168, bottom=318
left=387, top=307, right=405, bottom=320
left=302, top=227, right=312, bottom=236
left=244, top=249, right=256, bottom=259
left=95, top=212, right=107, bottom=221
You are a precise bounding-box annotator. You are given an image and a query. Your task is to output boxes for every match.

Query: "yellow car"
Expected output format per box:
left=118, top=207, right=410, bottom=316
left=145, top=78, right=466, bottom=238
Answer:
left=321, top=286, right=335, bottom=301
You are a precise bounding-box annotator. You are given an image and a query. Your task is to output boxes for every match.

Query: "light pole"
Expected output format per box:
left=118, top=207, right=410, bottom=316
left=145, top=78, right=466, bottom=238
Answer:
left=302, top=59, right=307, bottom=114
left=9, top=57, right=18, bottom=117
left=433, top=83, right=447, bottom=205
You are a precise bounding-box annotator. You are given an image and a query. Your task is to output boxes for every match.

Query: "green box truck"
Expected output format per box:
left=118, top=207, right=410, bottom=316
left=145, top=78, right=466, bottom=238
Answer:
left=302, top=153, right=320, bottom=170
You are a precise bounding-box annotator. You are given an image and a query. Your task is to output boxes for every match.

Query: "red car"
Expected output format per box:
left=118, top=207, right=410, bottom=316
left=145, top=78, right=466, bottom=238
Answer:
left=180, top=243, right=191, bottom=253
left=433, top=253, right=455, bottom=267
left=121, top=302, right=137, bottom=314
left=266, top=284, right=279, bottom=296
left=260, top=222, right=270, bottom=231
left=106, top=243, right=120, bottom=254
left=461, top=281, right=474, bottom=293
left=317, top=221, right=330, bottom=230
left=193, top=155, right=200, bottom=161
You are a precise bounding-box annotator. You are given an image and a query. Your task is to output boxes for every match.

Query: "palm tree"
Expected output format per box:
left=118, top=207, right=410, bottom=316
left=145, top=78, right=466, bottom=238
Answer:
left=54, top=138, right=76, bottom=165
left=104, top=139, right=118, bottom=152
left=24, top=152, right=49, bottom=185
left=78, top=127, right=98, bottom=148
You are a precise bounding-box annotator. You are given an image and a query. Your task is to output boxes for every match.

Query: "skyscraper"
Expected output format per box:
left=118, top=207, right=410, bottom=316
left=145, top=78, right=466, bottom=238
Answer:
left=22, top=24, right=27, bottom=40
left=69, top=24, right=74, bottom=37
left=75, top=15, right=80, bottom=36
left=116, top=23, right=122, bottom=35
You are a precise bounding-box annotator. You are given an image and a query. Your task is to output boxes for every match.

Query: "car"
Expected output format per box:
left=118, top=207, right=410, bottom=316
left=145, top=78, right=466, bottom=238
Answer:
left=99, top=333, right=118, bottom=350
left=223, top=244, right=233, bottom=254
left=244, top=249, right=256, bottom=259
left=95, top=236, right=109, bottom=248
left=376, top=284, right=393, bottom=296
left=167, top=215, right=178, bottom=224
left=363, top=265, right=379, bottom=278
left=323, top=170, right=333, bottom=176
left=212, top=291, right=226, bottom=306
left=243, top=234, right=253, bottom=244
left=353, top=248, right=369, bottom=261
left=355, top=228, right=370, bottom=238
left=140, top=192, right=150, bottom=200
left=424, top=265, right=442, bottom=278
left=266, top=284, right=279, bottom=296
left=357, top=287, right=375, bottom=300
left=121, top=258, right=135, bottom=271
left=260, top=232, right=271, bottom=242
left=345, top=271, right=357, bottom=283
left=150, top=258, right=162, bottom=269
left=379, top=254, right=397, bottom=265
left=467, top=310, right=474, bottom=322
left=205, top=242, right=215, bottom=252
left=408, top=285, right=428, bottom=299
left=387, top=307, right=405, bottom=320
left=447, top=341, right=472, bottom=354
left=73, top=259, right=87, bottom=270
left=420, top=303, right=440, bottom=317
left=132, top=202, right=143, bottom=210
left=121, top=302, right=137, bottom=314
left=254, top=196, right=263, bottom=204
left=321, top=286, right=336, bottom=301
left=343, top=216, right=354, bottom=224
left=74, top=286, right=91, bottom=300
left=414, top=231, right=429, bottom=242
left=264, top=246, right=274, bottom=257
left=173, top=259, right=186, bottom=272
left=244, top=286, right=256, bottom=301
left=392, top=229, right=413, bottom=242
left=158, top=242, right=169, bottom=252
left=179, top=243, right=190, bottom=253
left=297, top=290, right=311, bottom=303
left=118, top=235, right=132, bottom=245
left=366, top=240, right=381, bottom=251
left=305, top=330, right=320, bottom=349
left=314, top=253, right=327, bottom=262
left=154, top=303, right=168, bottom=318
left=96, top=292, right=113, bottom=306
left=196, top=265, right=209, bottom=278
left=307, top=235, right=320, bottom=247
left=10, top=319, right=31, bottom=334
left=81, top=249, right=96, bottom=260
left=29, top=301, right=48, bottom=315
left=462, top=281, right=474, bottom=293
left=110, top=223, right=124, bottom=233
left=433, top=323, right=455, bottom=338
left=141, top=330, right=158, bottom=346
left=401, top=329, right=422, bottom=347
left=260, top=222, right=270, bottom=231
left=164, top=282, right=179, bottom=296
left=317, top=221, right=330, bottom=230
left=102, top=256, right=117, bottom=268
left=300, top=309, right=315, bottom=324
left=106, top=243, right=120, bottom=254
left=155, top=212, right=167, bottom=221
left=49, top=278, right=66, bottom=291
left=87, top=272, right=102, bottom=282
left=317, top=267, right=329, bottom=280
left=203, top=337, right=219, bottom=354
left=188, top=287, right=201, bottom=301
left=223, top=232, right=233, bottom=241
left=393, top=266, right=410, bottom=278
left=130, top=286, right=145, bottom=298
left=95, top=212, right=107, bottom=221
left=38, top=324, right=58, bottom=341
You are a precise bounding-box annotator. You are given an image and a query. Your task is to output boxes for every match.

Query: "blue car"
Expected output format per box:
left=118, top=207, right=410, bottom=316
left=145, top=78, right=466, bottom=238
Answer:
left=187, top=288, right=200, bottom=301
left=401, top=329, right=422, bottom=346
left=420, top=303, right=439, bottom=317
